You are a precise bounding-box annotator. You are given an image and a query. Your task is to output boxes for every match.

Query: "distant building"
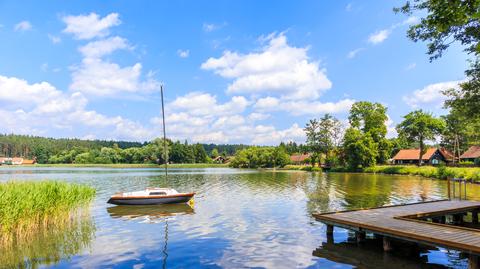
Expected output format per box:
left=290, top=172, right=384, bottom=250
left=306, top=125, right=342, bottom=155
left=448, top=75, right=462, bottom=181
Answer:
left=212, top=156, right=230, bottom=164
left=290, top=153, right=311, bottom=165
left=0, top=157, right=36, bottom=165
left=392, top=148, right=454, bottom=165
left=459, top=146, right=480, bottom=163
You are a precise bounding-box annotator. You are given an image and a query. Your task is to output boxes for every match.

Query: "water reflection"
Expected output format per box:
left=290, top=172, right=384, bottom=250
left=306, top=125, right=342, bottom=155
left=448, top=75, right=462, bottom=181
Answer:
left=107, top=204, right=195, bottom=223
left=312, top=238, right=455, bottom=269
left=0, top=168, right=479, bottom=268
left=0, top=210, right=95, bottom=268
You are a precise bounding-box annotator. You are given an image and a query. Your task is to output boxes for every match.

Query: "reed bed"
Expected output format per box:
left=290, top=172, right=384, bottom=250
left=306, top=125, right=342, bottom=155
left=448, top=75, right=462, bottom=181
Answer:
left=0, top=181, right=95, bottom=242
left=363, top=165, right=480, bottom=182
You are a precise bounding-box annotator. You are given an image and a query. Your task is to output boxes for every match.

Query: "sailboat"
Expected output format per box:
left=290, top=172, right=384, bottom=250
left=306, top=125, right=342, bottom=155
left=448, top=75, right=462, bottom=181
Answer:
left=107, top=85, right=196, bottom=205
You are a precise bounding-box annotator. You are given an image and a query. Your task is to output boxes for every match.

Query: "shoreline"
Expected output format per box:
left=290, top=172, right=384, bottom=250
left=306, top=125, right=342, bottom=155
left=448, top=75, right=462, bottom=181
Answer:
left=0, top=163, right=229, bottom=169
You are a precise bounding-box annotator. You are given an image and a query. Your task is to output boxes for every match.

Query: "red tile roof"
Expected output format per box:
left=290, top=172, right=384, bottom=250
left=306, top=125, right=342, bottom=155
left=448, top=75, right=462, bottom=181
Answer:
left=290, top=153, right=311, bottom=162
left=392, top=148, right=438, bottom=161
left=460, top=146, right=480, bottom=159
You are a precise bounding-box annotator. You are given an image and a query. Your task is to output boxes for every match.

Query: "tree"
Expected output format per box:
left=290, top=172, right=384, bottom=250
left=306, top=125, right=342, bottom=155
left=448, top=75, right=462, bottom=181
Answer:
left=348, top=101, right=391, bottom=164
left=210, top=148, right=219, bottom=158
left=396, top=0, right=480, bottom=118
left=396, top=110, right=446, bottom=166
left=342, top=128, right=378, bottom=169
left=193, top=144, right=208, bottom=163
left=304, top=114, right=343, bottom=166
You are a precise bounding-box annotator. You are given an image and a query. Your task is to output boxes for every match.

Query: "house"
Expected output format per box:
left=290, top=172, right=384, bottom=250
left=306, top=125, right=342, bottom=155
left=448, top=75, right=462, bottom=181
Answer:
left=0, top=157, right=36, bottom=165
left=212, top=156, right=230, bottom=164
left=460, top=146, right=480, bottom=163
left=392, top=148, right=455, bottom=165
left=290, top=153, right=311, bottom=165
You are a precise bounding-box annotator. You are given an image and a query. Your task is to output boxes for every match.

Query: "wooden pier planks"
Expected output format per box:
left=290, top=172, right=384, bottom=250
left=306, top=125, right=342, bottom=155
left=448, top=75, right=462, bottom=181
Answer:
left=313, top=200, right=480, bottom=254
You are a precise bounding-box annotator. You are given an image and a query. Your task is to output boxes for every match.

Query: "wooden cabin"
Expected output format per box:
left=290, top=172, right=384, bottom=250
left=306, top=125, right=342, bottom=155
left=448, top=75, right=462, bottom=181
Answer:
left=212, top=156, right=230, bottom=164
left=290, top=153, right=311, bottom=165
left=459, top=145, right=480, bottom=163
left=392, top=148, right=454, bottom=165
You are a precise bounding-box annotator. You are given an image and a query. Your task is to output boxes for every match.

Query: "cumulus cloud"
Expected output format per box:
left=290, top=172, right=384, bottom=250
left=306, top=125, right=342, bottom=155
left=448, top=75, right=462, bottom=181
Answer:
left=79, top=36, right=130, bottom=58
left=62, top=15, right=160, bottom=97
left=0, top=75, right=151, bottom=140
left=62, top=13, right=121, bottom=40
left=403, top=80, right=463, bottom=108
left=254, top=97, right=354, bottom=116
left=14, top=21, right=32, bottom=31
left=201, top=32, right=332, bottom=100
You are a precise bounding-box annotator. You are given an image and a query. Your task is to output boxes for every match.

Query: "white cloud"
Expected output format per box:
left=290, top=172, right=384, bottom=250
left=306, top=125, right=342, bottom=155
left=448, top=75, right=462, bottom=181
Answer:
left=403, top=80, right=463, bottom=108
left=48, top=34, right=61, bottom=44
left=79, top=36, right=130, bottom=58
left=62, top=13, right=120, bottom=40
left=177, top=49, right=189, bottom=58
left=202, top=22, right=225, bottom=32
left=347, top=48, right=364, bottom=59
left=368, top=29, right=390, bottom=44
left=70, top=58, right=160, bottom=96
left=201, top=33, right=332, bottom=100
left=248, top=112, right=270, bottom=121
left=0, top=75, right=152, bottom=141
left=367, top=16, right=418, bottom=46
left=254, top=97, right=354, bottom=116
left=14, top=21, right=32, bottom=32
left=170, top=92, right=249, bottom=116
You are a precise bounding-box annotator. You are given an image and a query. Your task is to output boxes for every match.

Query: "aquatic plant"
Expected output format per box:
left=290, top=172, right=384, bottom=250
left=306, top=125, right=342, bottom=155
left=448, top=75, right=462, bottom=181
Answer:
left=0, top=181, right=96, bottom=241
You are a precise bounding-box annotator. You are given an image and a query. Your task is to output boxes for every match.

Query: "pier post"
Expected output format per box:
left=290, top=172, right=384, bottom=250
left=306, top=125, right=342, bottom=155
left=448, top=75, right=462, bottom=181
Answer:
left=440, top=216, right=446, bottom=224
left=472, top=211, right=479, bottom=224
left=356, top=231, right=366, bottom=243
left=383, top=237, right=393, bottom=252
left=326, top=225, right=334, bottom=244
left=469, top=254, right=480, bottom=269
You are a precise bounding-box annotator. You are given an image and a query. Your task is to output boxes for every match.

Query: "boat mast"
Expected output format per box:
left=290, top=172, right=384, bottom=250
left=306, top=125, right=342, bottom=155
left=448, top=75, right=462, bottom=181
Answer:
left=161, top=85, right=168, bottom=178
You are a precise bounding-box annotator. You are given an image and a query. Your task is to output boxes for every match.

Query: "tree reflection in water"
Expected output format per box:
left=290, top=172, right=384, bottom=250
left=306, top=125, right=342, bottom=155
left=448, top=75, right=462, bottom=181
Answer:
left=0, top=209, right=95, bottom=268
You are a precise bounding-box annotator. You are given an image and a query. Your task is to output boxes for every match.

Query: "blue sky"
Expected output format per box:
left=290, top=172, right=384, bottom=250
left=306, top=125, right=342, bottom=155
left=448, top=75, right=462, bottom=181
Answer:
left=0, top=1, right=468, bottom=144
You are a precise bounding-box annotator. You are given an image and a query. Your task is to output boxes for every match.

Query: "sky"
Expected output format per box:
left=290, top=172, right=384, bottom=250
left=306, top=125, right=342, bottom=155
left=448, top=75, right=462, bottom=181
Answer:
left=0, top=1, right=469, bottom=145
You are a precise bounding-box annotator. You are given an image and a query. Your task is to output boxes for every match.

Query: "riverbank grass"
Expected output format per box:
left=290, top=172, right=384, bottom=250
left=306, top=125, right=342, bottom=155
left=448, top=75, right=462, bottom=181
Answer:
left=0, top=181, right=95, bottom=241
left=364, top=165, right=480, bottom=181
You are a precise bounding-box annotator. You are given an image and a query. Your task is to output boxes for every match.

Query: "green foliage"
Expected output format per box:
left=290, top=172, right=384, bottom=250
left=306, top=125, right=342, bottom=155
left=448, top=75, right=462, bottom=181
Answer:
left=230, top=146, right=290, bottom=168
left=364, top=165, right=480, bottom=182
left=396, top=110, right=445, bottom=165
left=304, top=114, right=342, bottom=165
left=0, top=181, right=95, bottom=234
left=342, top=128, right=378, bottom=169
left=396, top=0, right=480, bottom=119
left=348, top=101, right=391, bottom=164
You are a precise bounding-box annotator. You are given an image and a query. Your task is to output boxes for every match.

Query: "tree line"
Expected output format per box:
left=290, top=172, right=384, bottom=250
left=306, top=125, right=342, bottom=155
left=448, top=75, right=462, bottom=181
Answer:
left=0, top=134, right=245, bottom=164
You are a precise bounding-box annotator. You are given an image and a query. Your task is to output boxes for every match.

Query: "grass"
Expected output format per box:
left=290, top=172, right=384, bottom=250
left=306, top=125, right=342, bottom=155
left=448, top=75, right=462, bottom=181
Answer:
left=282, top=165, right=323, bottom=172
left=282, top=164, right=480, bottom=182
left=363, top=165, right=480, bottom=182
left=5, top=163, right=228, bottom=168
left=0, top=181, right=96, bottom=241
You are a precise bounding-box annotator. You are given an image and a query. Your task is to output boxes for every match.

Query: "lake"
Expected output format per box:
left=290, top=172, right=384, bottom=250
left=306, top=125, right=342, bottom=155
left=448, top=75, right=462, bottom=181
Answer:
left=0, top=167, right=478, bottom=268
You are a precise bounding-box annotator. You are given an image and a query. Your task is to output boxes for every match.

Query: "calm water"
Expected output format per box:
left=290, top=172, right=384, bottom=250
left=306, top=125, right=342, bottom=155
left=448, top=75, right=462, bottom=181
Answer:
left=1, top=167, right=479, bottom=269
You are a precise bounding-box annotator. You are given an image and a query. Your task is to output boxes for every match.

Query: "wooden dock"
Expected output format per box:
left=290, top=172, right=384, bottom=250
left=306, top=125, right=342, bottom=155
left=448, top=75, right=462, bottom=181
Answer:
left=314, top=200, right=480, bottom=268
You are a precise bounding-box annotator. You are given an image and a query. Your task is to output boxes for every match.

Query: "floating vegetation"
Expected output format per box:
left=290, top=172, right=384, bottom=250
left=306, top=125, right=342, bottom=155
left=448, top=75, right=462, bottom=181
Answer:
left=0, top=181, right=96, bottom=242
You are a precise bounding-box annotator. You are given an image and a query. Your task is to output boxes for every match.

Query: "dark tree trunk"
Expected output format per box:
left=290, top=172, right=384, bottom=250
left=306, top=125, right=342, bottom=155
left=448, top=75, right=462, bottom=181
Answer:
left=418, top=138, right=424, bottom=167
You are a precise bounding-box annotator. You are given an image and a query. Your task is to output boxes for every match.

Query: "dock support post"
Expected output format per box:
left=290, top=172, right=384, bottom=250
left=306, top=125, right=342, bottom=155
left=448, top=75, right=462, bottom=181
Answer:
left=469, top=254, right=480, bottom=269
left=326, top=225, right=334, bottom=244
left=472, top=211, right=479, bottom=224
left=383, top=236, right=393, bottom=252
left=356, top=231, right=366, bottom=243
left=440, top=216, right=447, bottom=224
